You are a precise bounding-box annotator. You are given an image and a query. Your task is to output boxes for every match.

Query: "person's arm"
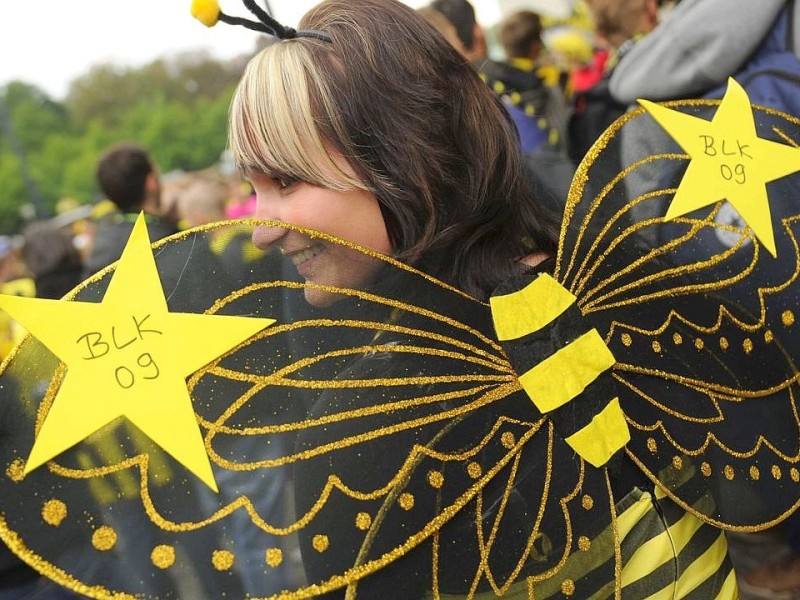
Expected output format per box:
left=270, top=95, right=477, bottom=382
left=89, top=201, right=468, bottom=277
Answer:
left=609, top=0, right=785, bottom=104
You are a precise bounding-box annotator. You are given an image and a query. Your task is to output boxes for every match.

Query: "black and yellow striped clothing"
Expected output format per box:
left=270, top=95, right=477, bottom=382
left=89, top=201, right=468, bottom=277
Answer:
left=436, top=487, right=736, bottom=599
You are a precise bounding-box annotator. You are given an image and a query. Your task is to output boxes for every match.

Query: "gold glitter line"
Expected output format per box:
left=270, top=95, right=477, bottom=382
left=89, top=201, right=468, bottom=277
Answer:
left=582, top=221, right=756, bottom=313
left=612, top=374, right=723, bottom=424
left=571, top=186, right=683, bottom=298
left=605, top=469, right=623, bottom=600
left=615, top=363, right=800, bottom=399
left=602, top=213, right=800, bottom=338
left=206, top=383, right=516, bottom=470
left=555, top=108, right=661, bottom=282
left=576, top=203, right=743, bottom=304
left=0, top=515, right=134, bottom=599
left=248, top=424, right=544, bottom=599
left=625, top=391, right=800, bottom=463
left=54, top=415, right=537, bottom=543
left=208, top=279, right=501, bottom=355
left=345, top=416, right=465, bottom=599
left=201, top=384, right=500, bottom=439
left=477, top=441, right=563, bottom=596
left=529, top=423, right=584, bottom=586
left=625, top=449, right=800, bottom=532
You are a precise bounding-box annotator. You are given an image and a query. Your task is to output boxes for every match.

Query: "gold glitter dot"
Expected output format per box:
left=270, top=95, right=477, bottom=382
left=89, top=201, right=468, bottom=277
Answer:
left=582, top=495, right=594, bottom=510
left=561, top=579, right=576, bottom=596
left=695, top=338, right=705, bottom=350
left=42, top=499, right=67, bottom=527
left=773, top=465, right=783, bottom=480
left=724, top=465, right=735, bottom=480
left=501, top=431, right=516, bottom=449
left=92, top=526, right=117, bottom=551
left=719, top=337, right=729, bottom=351
left=673, top=332, right=683, bottom=345
left=621, top=333, right=632, bottom=347
left=701, top=462, right=712, bottom=477
left=750, top=466, right=760, bottom=480
left=765, top=330, right=775, bottom=343
left=652, top=341, right=662, bottom=353
left=672, top=456, right=683, bottom=470
left=151, top=545, right=175, bottom=569
left=5, top=459, right=25, bottom=482
left=312, top=535, right=329, bottom=553
left=399, top=493, right=415, bottom=510
left=791, top=468, right=799, bottom=482
left=783, top=310, right=795, bottom=327
left=427, top=470, right=444, bottom=489
left=212, top=549, right=235, bottom=571
left=467, top=462, right=482, bottom=479
left=265, top=548, right=283, bottom=568
left=743, top=338, right=754, bottom=354
left=578, top=536, right=591, bottom=552
left=646, top=438, right=657, bottom=453
left=355, top=512, right=372, bottom=530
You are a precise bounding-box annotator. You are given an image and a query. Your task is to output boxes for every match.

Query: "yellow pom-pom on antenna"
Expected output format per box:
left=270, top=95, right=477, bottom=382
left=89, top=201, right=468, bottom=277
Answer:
left=191, top=0, right=221, bottom=27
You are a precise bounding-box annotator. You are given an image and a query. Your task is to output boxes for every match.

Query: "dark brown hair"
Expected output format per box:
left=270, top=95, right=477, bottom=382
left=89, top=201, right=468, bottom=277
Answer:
left=499, top=11, right=543, bottom=59
left=95, top=142, right=154, bottom=213
left=231, top=0, right=559, bottom=299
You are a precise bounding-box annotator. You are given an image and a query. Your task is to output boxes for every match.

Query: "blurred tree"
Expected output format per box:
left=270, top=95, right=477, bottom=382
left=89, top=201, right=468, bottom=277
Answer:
left=0, top=49, right=251, bottom=235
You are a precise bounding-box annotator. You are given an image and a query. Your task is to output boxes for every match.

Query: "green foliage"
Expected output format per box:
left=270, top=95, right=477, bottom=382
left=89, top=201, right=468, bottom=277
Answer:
left=0, top=50, right=251, bottom=235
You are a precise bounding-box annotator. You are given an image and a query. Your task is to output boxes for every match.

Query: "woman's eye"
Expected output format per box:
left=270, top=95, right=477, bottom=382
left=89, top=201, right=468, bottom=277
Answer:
left=276, top=178, right=296, bottom=191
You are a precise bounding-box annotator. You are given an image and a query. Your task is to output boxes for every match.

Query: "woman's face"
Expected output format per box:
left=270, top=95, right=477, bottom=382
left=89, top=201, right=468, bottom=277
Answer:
left=249, top=169, right=392, bottom=307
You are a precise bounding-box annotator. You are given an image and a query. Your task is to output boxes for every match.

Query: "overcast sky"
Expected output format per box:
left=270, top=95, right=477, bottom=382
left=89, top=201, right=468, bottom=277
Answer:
left=0, top=0, right=512, bottom=100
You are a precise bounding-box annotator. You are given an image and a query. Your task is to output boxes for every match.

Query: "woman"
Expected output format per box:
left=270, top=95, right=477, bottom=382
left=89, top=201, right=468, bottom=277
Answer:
left=222, top=0, right=736, bottom=597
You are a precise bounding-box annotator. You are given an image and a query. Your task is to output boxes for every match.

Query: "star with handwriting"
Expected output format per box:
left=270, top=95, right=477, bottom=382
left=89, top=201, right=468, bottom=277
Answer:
left=0, top=214, right=274, bottom=491
left=639, top=77, right=800, bottom=257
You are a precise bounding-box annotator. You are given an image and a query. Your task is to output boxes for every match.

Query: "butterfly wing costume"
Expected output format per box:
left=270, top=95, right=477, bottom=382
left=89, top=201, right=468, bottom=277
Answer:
left=1, top=3, right=800, bottom=596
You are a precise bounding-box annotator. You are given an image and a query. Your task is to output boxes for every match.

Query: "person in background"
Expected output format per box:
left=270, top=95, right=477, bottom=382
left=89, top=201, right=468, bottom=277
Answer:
left=20, top=222, right=83, bottom=300
left=423, top=0, right=575, bottom=211
left=566, top=0, right=659, bottom=166
left=81, top=142, right=178, bottom=279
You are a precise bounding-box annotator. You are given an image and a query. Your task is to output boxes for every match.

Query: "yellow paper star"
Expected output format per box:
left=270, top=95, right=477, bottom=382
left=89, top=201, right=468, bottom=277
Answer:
left=0, top=214, right=274, bottom=491
left=639, top=77, right=800, bottom=257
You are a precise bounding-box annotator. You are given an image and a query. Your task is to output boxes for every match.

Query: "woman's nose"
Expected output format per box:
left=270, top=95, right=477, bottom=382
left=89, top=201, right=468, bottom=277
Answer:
left=251, top=223, right=287, bottom=249
left=251, top=191, right=288, bottom=248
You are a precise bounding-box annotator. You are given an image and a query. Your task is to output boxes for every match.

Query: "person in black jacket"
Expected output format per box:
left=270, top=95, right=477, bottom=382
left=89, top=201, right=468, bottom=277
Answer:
left=82, top=142, right=178, bottom=279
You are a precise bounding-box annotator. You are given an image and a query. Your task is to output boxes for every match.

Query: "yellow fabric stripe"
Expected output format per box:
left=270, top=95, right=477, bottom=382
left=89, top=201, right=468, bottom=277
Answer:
left=622, top=505, right=705, bottom=587
left=676, top=530, right=731, bottom=598
left=565, top=397, right=630, bottom=467
left=714, top=569, right=739, bottom=600
left=489, top=273, right=575, bottom=341
left=616, top=491, right=655, bottom=540
left=518, top=329, right=616, bottom=413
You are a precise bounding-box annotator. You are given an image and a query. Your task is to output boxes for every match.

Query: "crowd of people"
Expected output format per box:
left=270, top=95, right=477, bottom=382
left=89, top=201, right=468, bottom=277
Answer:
left=2, top=0, right=800, bottom=598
